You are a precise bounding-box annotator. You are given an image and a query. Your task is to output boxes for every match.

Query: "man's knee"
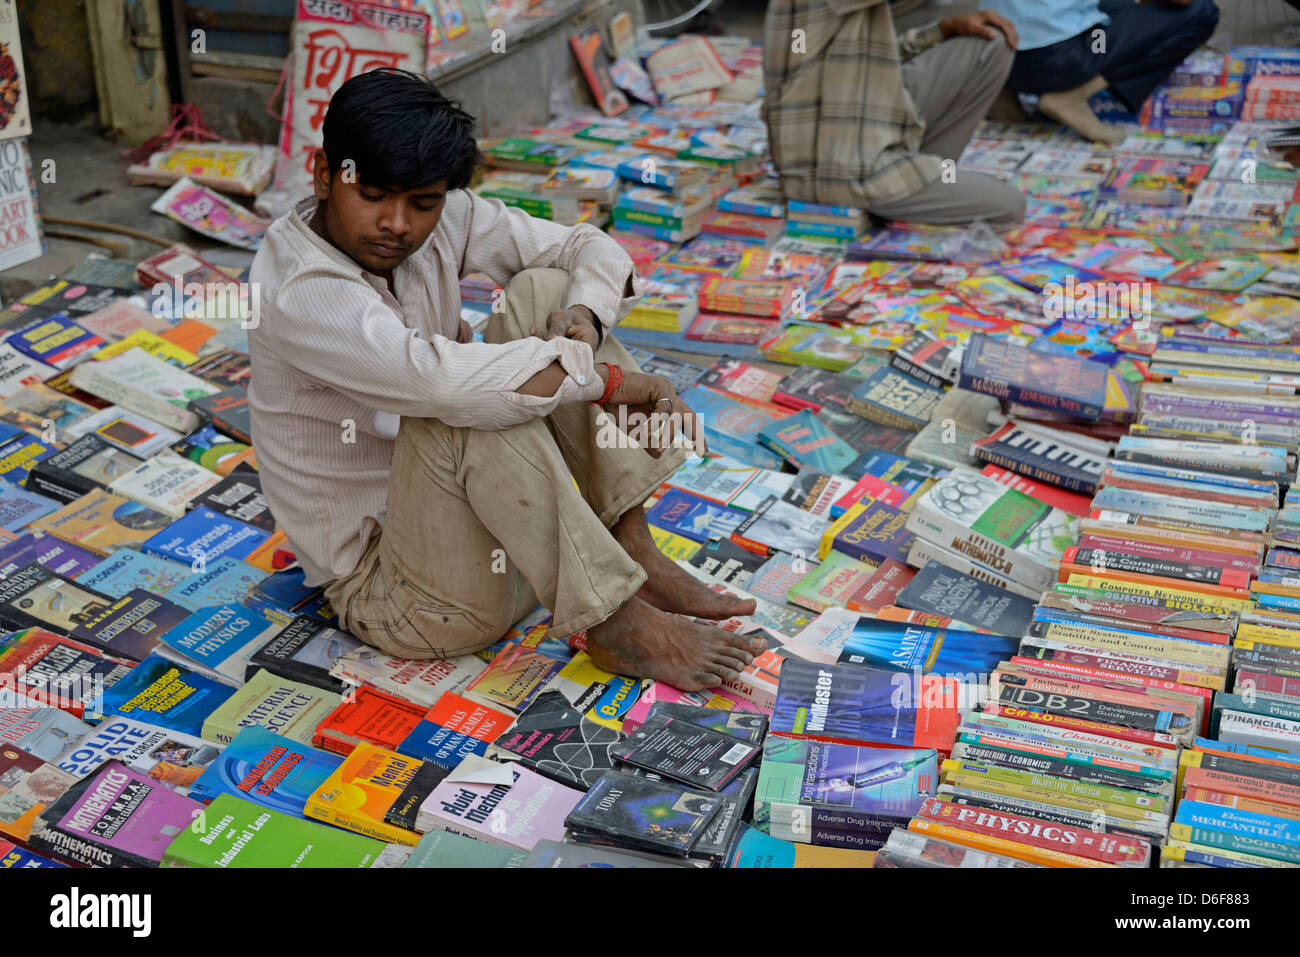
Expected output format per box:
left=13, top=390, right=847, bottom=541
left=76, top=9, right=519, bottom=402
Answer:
left=491, top=267, right=572, bottom=343
left=951, top=30, right=1014, bottom=80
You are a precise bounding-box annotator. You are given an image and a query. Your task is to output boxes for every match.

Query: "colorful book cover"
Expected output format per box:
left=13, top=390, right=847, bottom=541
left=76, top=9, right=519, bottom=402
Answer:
left=464, top=641, right=564, bottom=712
left=312, top=685, right=426, bottom=757
left=677, top=385, right=786, bottom=469
left=0, top=561, right=119, bottom=641
left=770, top=658, right=961, bottom=752
left=76, top=549, right=191, bottom=598
left=31, top=759, right=203, bottom=867
left=29, top=489, right=172, bottom=556
left=0, top=434, right=56, bottom=485
left=328, top=647, right=484, bottom=710
left=550, top=652, right=649, bottom=732
left=0, top=747, right=77, bottom=842
left=397, top=692, right=511, bottom=769
left=142, top=508, right=271, bottom=566
left=835, top=617, right=1018, bottom=675
left=786, top=551, right=877, bottom=614
left=490, top=690, right=622, bottom=790
left=54, top=716, right=221, bottom=793
left=0, top=627, right=133, bottom=718
left=162, top=792, right=386, bottom=868
left=758, top=410, right=857, bottom=473
left=201, top=668, right=341, bottom=746
left=97, top=654, right=235, bottom=738
left=825, top=499, right=915, bottom=565
left=0, top=532, right=99, bottom=579
left=0, top=485, right=57, bottom=532
left=417, top=754, right=583, bottom=850
left=0, top=700, right=90, bottom=762
left=304, top=741, right=449, bottom=846
left=157, top=602, right=281, bottom=684
left=166, top=558, right=268, bottom=612
left=404, top=828, right=529, bottom=868
left=188, top=725, right=343, bottom=815
left=959, top=335, right=1108, bottom=420
left=245, top=615, right=362, bottom=695
left=846, top=367, right=944, bottom=431
left=68, top=588, right=191, bottom=662
left=646, top=488, right=748, bottom=544
left=754, top=735, right=936, bottom=841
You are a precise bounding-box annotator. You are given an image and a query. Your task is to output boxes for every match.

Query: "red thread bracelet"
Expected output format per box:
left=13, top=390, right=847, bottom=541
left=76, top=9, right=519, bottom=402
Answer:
left=592, top=362, right=622, bottom=406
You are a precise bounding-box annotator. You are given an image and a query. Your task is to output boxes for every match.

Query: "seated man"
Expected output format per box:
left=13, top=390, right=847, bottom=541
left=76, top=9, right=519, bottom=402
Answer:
left=986, top=0, right=1220, bottom=144
left=248, top=69, right=764, bottom=692
left=762, top=0, right=1026, bottom=230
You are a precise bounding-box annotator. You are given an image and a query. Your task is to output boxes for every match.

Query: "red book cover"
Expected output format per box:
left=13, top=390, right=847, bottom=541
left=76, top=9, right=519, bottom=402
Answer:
left=424, top=691, right=510, bottom=743
left=569, top=26, right=628, bottom=117
left=978, top=703, right=1180, bottom=750
left=312, top=685, right=426, bottom=756
left=980, top=464, right=1093, bottom=517
left=843, top=559, right=915, bottom=613
left=685, top=311, right=776, bottom=345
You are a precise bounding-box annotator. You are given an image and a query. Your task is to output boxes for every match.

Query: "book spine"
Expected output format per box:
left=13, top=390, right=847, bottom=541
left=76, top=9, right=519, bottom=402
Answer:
left=889, top=354, right=948, bottom=390
left=70, top=365, right=198, bottom=433
left=1168, top=822, right=1300, bottom=863
left=973, top=441, right=1099, bottom=495
left=915, top=800, right=1149, bottom=866
left=950, top=742, right=1169, bottom=794
left=29, top=825, right=155, bottom=869
left=612, top=207, right=685, bottom=229
left=907, top=817, right=1113, bottom=868
left=1066, top=546, right=1250, bottom=590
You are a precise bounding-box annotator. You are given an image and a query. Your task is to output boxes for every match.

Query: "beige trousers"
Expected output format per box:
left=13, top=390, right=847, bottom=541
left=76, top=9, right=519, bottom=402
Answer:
left=324, top=268, right=687, bottom=660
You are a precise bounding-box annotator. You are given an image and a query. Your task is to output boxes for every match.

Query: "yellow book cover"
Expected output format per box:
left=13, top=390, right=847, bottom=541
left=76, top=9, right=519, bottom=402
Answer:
left=1235, top=624, right=1300, bottom=650
left=1163, top=839, right=1299, bottom=868
left=554, top=651, right=649, bottom=731
left=305, top=742, right=431, bottom=846
left=649, top=525, right=701, bottom=561
left=30, top=489, right=171, bottom=555
left=95, top=329, right=199, bottom=367
left=1064, top=573, right=1255, bottom=612
left=818, top=500, right=869, bottom=561
left=907, top=817, right=1114, bottom=868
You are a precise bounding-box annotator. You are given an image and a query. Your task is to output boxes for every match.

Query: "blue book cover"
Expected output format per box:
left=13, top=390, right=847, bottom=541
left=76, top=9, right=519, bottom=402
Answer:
left=992, top=254, right=1105, bottom=293
left=0, top=843, right=68, bottom=868
left=786, top=199, right=862, bottom=218
left=142, top=508, right=270, bottom=565
left=6, top=312, right=102, bottom=368
left=77, top=549, right=192, bottom=598
left=757, top=410, right=857, bottom=473
left=785, top=220, right=861, bottom=239
left=158, top=603, right=278, bottom=676
left=167, top=557, right=268, bottom=612
left=189, top=725, right=342, bottom=816
left=959, top=334, right=1107, bottom=421
left=835, top=618, right=1018, bottom=676
left=95, top=653, right=235, bottom=735
left=0, top=486, right=59, bottom=532
left=679, top=385, right=785, bottom=469
left=241, top=566, right=322, bottom=615
left=69, top=589, right=192, bottom=661
left=0, top=532, right=99, bottom=579
left=770, top=658, right=958, bottom=751
left=0, top=434, right=57, bottom=485
left=1192, top=736, right=1300, bottom=766
left=397, top=719, right=491, bottom=770
left=645, top=488, right=747, bottom=544
left=1175, top=800, right=1300, bottom=850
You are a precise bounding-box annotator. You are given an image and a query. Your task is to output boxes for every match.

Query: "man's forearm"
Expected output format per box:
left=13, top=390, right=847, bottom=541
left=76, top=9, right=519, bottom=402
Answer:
left=515, top=359, right=609, bottom=399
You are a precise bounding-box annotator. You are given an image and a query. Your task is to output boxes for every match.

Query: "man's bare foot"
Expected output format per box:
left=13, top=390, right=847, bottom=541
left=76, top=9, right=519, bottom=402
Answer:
left=612, top=507, right=756, bottom=619
left=1038, top=86, right=1124, bottom=146
left=587, top=596, right=767, bottom=692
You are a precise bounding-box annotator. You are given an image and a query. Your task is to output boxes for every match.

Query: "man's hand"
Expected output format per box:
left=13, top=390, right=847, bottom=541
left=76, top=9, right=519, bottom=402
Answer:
left=530, top=305, right=601, bottom=351
left=598, top=367, right=705, bottom=458
left=939, top=9, right=1019, bottom=49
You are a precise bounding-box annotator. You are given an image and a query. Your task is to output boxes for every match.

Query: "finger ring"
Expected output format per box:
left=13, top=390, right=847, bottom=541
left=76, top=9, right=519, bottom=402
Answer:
left=656, top=397, right=673, bottom=404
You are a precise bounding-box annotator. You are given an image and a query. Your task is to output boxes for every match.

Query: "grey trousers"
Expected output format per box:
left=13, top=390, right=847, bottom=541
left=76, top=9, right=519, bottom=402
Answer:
left=870, top=33, right=1027, bottom=231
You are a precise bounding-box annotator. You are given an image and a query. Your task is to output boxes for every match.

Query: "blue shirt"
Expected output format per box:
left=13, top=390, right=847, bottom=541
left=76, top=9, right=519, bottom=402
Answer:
left=983, top=0, right=1110, bottom=51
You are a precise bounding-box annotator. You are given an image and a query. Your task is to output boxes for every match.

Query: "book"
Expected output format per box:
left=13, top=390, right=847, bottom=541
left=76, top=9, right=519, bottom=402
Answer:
left=396, top=691, right=511, bottom=769
left=846, top=368, right=944, bottom=431
left=55, top=716, right=220, bottom=793
left=0, top=627, right=132, bottom=718
left=730, top=494, right=829, bottom=560
left=612, top=713, right=759, bottom=791
left=70, top=349, right=220, bottom=433
left=200, top=668, right=341, bottom=746
left=403, top=828, right=529, bottom=868
left=28, top=760, right=203, bottom=868
left=304, top=741, right=449, bottom=846
left=191, top=473, right=274, bottom=532
left=187, top=385, right=251, bottom=445
left=758, top=410, right=857, bottom=473
left=896, top=562, right=1036, bottom=635
left=166, top=557, right=267, bottom=612
left=162, top=793, right=387, bottom=868
left=64, top=405, right=183, bottom=458
left=0, top=560, right=117, bottom=639
left=564, top=769, right=721, bottom=857
left=646, top=488, right=747, bottom=544
left=823, top=499, right=915, bottom=566
left=76, top=548, right=190, bottom=598
left=905, top=467, right=1079, bottom=592
left=569, top=25, right=629, bottom=116
left=489, top=689, right=622, bottom=789
left=30, top=489, right=172, bottom=556
left=142, top=508, right=271, bottom=566
left=312, top=686, right=426, bottom=757
left=755, top=735, right=936, bottom=843
left=105, top=449, right=220, bottom=519
left=786, top=551, right=877, bottom=614
left=0, top=743, right=76, bottom=843
left=416, top=754, right=583, bottom=850
left=97, top=654, right=234, bottom=737
left=959, top=335, right=1108, bottom=421
left=328, top=647, right=484, bottom=710
left=769, top=658, right=961, bottom=752
left=188, top=725, right=342, bottom=816
left=241, top=615, right=359, bottom=694
left=24, top=433, right=144, bottom=505
left=156, top=602, right=281, bottom=685
left=464, top=641, right=564, bottom=712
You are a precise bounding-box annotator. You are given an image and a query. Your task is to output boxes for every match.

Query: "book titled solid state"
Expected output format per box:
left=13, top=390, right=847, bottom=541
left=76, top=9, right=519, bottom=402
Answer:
left=770, top=658, right=961, bottom=752
left=959, top=335, right=1107, bottom=420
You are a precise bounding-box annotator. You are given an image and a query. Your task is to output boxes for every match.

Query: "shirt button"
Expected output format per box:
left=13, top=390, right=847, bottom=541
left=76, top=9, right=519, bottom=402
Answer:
left=575, top=374, right=586, bottom=385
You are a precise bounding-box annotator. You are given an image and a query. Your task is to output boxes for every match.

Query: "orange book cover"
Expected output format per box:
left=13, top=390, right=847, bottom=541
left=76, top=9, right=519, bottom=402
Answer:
left=305, top=742, right=434, bottom=846
left=907, top=817, right=1115, bottom=868
left=1182, top=766, right=1300, bottom=809
left=313, top=686, right=426, bottom=756
left=245, top=528, right=292, bottom=572
left=160, top=318, right=217, bottom=354
left=1184, top=786, right=1300, bottom=821
left=425, top=691, right=510, bottom=743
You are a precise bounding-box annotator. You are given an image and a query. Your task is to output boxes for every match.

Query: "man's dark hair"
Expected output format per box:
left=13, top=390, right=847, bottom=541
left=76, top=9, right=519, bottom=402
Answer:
left=322, top=69, right=483, bottom=191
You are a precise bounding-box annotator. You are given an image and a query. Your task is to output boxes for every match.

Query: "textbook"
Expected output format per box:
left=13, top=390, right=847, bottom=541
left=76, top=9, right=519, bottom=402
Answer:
left=312, top=686, right=426, bottom=757
left=846, top=368, right=944, bottom=431
left=64, top=405, right=183, bottom=458
left=191, top=473, right=275, bottom=533
left=0, top=532, right=99, bottom=579
left=54, top=716, right=220, bottom=793
left=328, top=647, right=483, bottom=710
left=244, top=615, right=361, bottom=694
left=77, top=549, right=191, bottom=598
left=646, top=488, right=747, bottom=544
left=896, top=562, right=1036, bottom=636
left=0, top=702, right=90, bottom=762
left=305, top=741, right=450, bottom=846
left=0, top=561, right=119, bottom=643
left=66, top=587, right=190, bottom=663
left=959, top=335, right=1107, bottom=421
left=97, top=654, right=234, bottom=737
left=162, top=793, right=387, bottom=868
left=755, top=735, right=936, bottom=844
left=758, top=409, right=857, bottom=473
left=69, top=349, right=219, bottom=433
left=188, top=725, right=342, bottom=816
left=0, top=627, right=132, bottom=718
left=201, top=668, right=341, bottom=746
left=24, top=433, right=144, bottom=505
left=142, top=508, right=271, bottom=566
left=156, top=602, right=281, bottom=686
left=28, top=760, right=203, bottom=868
left=417, top=754, right=583, bottom=850
left=166, top=558, right=267, bottom=612
left=107, top=449, right=221, bottom=519
left=397, top=692, right=511, bottom=769
left=489, top=690, right=623, bottom=789
left=770, top=658, right=961, bottom=752
left=30, top=489, right=172, bottom=556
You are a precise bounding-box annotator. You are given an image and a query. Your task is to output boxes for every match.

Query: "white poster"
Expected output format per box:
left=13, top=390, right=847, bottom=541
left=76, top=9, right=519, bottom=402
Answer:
left=0, top=138, right=43, bottom=271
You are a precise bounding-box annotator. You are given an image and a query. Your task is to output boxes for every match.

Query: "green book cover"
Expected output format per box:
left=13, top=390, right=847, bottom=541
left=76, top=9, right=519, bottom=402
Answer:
left=201, top=668, right=341, bottom=746
left=786, top=551, right=877, bottom=614
left=162, top=794, right=385, bottom=867
left=403, top=829, right=529, bottom=868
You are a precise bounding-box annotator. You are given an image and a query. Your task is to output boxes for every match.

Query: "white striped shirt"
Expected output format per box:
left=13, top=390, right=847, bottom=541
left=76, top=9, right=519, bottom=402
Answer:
left=247, top=192, right=640, bottom=587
